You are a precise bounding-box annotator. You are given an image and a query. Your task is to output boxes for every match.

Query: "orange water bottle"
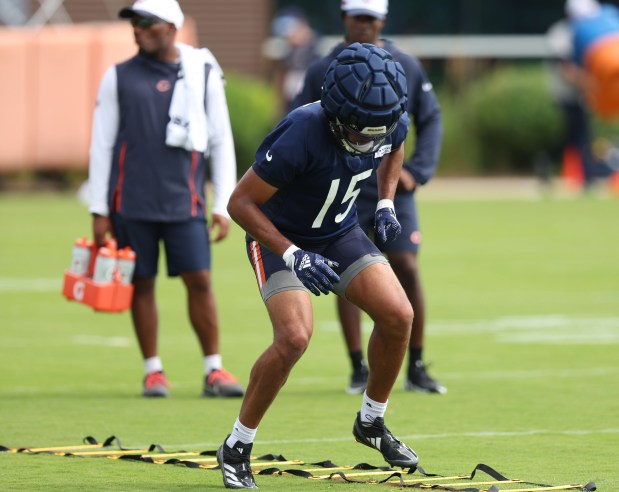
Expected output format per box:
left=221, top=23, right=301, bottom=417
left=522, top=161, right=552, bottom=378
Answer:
left=117, top=247, right=136, bottom=284
left=70, top=237, right=93, bottom=276
left=92, top=246, right=117, bottom=284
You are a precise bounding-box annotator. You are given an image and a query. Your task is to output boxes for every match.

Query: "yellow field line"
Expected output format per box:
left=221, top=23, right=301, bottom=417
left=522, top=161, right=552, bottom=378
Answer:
left=484, top=486, right=585, bottom=492
left=315, top=469, right=403, bottom=479
left=250, top=460, right=304, bottom=467
left=8, top=444, right=104, bottom=453
left=300, top=466, right=353, bottom=472
left=390, top=474, right=475, bottom=482
left=141, top=452, right=201, bottom=459
left=71, top=449, right=151, bottom=456
left=398, top=479, right=523, bottom=487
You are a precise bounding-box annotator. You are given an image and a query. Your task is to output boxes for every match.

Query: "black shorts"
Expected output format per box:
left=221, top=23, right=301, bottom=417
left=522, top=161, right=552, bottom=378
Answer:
left=356, top=191, right=421, bottom=253
left=111, top=214, right=211, bottom=278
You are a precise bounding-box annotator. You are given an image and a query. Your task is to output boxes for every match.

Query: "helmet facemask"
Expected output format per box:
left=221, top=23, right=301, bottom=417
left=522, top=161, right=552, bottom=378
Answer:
left=329, top=117, right=398, bottom=156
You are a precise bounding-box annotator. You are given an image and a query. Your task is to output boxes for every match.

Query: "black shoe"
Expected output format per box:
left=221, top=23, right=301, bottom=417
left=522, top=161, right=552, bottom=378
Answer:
left=405, top=361, right=447, bottom=394
left=217, top=437, right=258, bottom=489
left=352, top=412, right=418, bottom=468
left=346, top=360, right=368, bottom=394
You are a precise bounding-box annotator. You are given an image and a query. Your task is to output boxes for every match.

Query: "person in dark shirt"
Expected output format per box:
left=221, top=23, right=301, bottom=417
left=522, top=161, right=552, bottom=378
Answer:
left=292, top=0, right=445, bottom=395
left=88, top=0, right=243, bottom=399
left=217, top=43, right=418, bottom=490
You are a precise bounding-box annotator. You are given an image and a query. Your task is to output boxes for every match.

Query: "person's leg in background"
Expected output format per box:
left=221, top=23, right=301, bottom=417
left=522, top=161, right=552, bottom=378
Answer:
left=336, top=194, right=446, bottom=395
left=165, top=218, right=244, bottom=398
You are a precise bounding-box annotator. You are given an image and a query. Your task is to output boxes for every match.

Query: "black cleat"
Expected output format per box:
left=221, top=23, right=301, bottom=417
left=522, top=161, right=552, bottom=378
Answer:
left=404, top=361, right=447, bottom=394
left=352, top=412, right=418, bottom=468
left=217, top=437, right=258, bottom=489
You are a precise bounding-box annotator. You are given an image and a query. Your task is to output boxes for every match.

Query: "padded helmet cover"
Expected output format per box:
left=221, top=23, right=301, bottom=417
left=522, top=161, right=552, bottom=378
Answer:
left=321, top=42, right=408, bottom=130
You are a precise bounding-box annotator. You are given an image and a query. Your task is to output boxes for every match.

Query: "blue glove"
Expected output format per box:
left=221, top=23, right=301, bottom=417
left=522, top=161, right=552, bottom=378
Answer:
left=375, top=199, right=401, bottom=248
left=283, top=246, right=340, bottom=296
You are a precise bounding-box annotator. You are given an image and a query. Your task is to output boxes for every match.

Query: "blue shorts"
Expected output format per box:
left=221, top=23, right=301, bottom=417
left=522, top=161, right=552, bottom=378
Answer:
left=111, top=214, right=211, bottom=278
left=246, top=225, right=388, bottom=301
left=356, top=191, right=421, bottom=253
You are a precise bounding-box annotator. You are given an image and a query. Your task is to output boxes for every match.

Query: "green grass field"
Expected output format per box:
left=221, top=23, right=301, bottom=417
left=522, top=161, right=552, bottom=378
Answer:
left=1, top=185, right=618, bottom=491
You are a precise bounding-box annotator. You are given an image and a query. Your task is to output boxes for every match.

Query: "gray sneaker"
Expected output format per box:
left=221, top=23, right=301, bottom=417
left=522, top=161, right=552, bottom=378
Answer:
left=203, top=369, right=244, bottom=397
left=352, top=412, right=418, bottom=468
left=142, top=371, right=169, bottom=398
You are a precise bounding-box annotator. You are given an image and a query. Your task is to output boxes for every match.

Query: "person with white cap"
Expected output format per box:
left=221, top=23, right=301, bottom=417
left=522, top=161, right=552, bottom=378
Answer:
left=565, top=0, right=601, bottom=20
left=292, top=0, right=446, bottom=396
left=88, top=0, right=244, bottom=398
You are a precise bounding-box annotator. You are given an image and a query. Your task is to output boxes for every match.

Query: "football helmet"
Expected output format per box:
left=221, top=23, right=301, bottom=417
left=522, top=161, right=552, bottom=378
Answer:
left=321, top=42, right=407, bottom=155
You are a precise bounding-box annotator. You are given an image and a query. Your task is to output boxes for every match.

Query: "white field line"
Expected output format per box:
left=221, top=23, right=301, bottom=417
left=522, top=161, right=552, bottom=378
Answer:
left=3, top=366, right=617, bottom=395
left=33, top=428, right=617, bottom=454
left=1, top=335, right=134, bottom=348
left=72, top=335, right=132, bottom=347
left=319, top=314, right=619, bottom=345
left=164, top=427, right=619, bottom=449
left=0, top=277, right=60, bottom=292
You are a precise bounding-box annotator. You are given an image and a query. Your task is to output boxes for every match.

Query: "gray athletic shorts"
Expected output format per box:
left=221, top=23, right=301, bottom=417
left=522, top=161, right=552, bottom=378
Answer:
left=245, top=226, right=389, bottom=302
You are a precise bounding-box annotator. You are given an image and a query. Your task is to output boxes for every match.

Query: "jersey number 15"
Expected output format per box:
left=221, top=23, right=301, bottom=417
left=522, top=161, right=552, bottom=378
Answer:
left=311, top=169, right=372, bottom=228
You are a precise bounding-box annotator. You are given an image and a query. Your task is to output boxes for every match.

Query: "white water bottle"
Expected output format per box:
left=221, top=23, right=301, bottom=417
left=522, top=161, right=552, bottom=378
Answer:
left=92, top=246, right=116, bottom=284
left=70, top=237, right=93, bottom=276
left=116, top=247, right=136, bottom=284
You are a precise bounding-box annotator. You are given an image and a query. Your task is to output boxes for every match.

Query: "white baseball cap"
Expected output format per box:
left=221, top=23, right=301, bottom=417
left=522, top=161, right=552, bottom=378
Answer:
left=119, top=0, right=184, bottom=29
left=341, top=0, right=388, bottom=20
left=565, top=0, right=600, bottom=18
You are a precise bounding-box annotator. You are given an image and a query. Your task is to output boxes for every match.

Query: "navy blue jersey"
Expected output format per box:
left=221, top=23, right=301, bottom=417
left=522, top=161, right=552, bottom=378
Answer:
left=251, top=102, right=410, bottom=245
left=109, top=54, right=209, bottom=221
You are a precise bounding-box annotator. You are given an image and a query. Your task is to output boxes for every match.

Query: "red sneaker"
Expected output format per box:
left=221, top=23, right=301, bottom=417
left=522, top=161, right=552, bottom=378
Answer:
left=143, top=371, right=169, bottom=397
left=203, top=368, right=244, bottom=397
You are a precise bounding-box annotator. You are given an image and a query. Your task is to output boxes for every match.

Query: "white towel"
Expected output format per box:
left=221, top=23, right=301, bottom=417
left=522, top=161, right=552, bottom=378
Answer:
left=166, top=42, right=208, bottom=153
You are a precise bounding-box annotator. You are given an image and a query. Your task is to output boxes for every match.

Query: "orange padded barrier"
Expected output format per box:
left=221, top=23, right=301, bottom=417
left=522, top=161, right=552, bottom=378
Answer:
left=584, top=33, right=619, bottom=118
left=0, top=20, right=197, bottom=172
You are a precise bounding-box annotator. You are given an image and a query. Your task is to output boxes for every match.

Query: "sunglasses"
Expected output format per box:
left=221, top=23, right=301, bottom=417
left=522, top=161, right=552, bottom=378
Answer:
left=130, top=16, right=164, bottom=29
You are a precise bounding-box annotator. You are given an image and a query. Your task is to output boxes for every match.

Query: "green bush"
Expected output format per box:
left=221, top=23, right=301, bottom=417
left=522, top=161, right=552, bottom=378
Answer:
left=225, top=73, right=279, bottom=177
left=463, top=64, right=565, bottom=174
left=435, top=89, right=482, bottom=176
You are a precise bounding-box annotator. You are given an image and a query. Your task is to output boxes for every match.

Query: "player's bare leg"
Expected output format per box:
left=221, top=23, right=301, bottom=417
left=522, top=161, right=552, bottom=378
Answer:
left=345, top=262, right=418, bottom=468
left=346, top=262, right=412, bottom=401
left=238, top=290, right=314, bottom=428
left=387, top=251, right=424, bottom=348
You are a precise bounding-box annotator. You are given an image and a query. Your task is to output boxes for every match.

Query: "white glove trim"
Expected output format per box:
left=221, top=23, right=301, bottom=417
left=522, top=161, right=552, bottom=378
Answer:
left=282, top=245, right=301, bottom=270
left=376, top=199, right=395, bottom=211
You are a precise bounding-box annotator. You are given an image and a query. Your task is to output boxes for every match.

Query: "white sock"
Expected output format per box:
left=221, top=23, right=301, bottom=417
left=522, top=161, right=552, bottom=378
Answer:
left=226, top=417, right=257, bottom=447
left=144, top=356, right=163, bottom=375
left=360, top=392, right=388, bottom=423
left=204, top=354, right=222, bottom=375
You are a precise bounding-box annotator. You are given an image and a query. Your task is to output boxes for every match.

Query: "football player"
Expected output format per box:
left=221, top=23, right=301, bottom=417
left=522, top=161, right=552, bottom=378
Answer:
left=217, top=43, right=418, bottom=490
